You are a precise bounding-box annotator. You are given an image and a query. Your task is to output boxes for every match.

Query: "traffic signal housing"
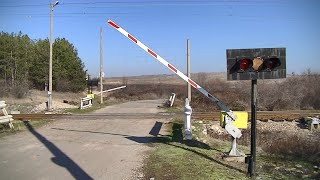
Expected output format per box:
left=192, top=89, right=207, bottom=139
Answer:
left=227, top=48, right=286, bottom=80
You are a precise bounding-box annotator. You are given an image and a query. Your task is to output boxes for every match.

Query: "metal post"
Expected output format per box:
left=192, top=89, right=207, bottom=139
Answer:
left=48, top=2, right=53, bottom=110
left=248, top=79, right=257, bottom=177
left=187, top=39, right=191, bottom=102
left=184, top=98, right=192, bottom=140
left=100, top=27, right=103, bottom=104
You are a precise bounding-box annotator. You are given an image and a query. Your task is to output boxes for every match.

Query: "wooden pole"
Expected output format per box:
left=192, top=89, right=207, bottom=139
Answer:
left=100, top=27, right=103, bottom=104
left=187, top=39, right=191, bottom=101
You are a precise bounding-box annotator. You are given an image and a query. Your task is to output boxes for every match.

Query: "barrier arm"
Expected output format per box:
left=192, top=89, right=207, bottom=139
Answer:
left=107, top=20, right=241, bottom=139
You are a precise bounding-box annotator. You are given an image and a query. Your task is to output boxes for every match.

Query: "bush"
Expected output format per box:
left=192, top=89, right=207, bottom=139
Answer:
left=0, top=82, right=8, bottom=97
left=261, top=132, right=320, bottom=163
left=55, top=79, right=72, bottom=92
left=11, top=82, right=29, bottom=99
left=208, top=127, right=320, bottom=163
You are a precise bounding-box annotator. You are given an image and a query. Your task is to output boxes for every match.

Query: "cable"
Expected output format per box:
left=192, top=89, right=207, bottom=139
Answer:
left=0, top=0, right=289, bottom=8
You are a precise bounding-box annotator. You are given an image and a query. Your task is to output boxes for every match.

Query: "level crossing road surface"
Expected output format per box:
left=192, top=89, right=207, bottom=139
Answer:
left=0, top=99, right=170, bottom=180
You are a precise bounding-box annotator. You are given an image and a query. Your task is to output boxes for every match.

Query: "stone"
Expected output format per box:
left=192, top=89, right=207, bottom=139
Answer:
left=202, top=128, right=207, bottom=135
left=295, top=164, right=302, bottom=168
left=137, top=172, right=144, bottom=178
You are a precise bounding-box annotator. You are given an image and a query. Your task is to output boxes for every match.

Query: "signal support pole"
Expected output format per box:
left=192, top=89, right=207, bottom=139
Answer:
left=100, top=27, right=103, bottom=104
left=248, top=79, right=257, bottom=177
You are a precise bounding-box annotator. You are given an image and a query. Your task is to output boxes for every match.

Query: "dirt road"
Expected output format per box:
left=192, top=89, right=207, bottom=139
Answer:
left=0, top=100, right=168, bottom=180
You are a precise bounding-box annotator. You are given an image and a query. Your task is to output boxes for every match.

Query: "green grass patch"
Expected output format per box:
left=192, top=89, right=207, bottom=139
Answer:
left=144, top=119, right=247, bottom=180
left=0, top=119, right=52, bottom=138
left=143, top=119, right=319, bottom=179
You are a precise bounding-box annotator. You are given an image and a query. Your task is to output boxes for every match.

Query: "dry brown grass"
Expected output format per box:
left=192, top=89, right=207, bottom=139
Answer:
left=207, top=125, right=320, bottom=164
left=107, top=72, right=320, bottom=112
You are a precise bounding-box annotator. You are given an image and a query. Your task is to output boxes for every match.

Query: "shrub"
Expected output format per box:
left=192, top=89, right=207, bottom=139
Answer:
left=0, top=82, right=7, bottom=97
left=11, top=81, right=29, bottom=99
left=208, top=127, right=320, bottom=163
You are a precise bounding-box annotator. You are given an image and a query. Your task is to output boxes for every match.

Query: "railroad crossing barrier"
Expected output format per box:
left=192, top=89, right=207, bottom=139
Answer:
left=94, top=85, right=126, bottom=95
left=220, top=111, right=248, bottom=157
left=169, top=93, right=176, bottom=107
left=184, top=98, right=192, bottom=140
left=0, top=101, right=14, bottom=129
left=80, top=96, right=93, bottom=109
left=166, top=93, right=176, bottom=107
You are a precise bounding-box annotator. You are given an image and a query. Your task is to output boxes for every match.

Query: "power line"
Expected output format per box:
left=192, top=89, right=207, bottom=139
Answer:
left=0, top=0, right=289, bottom=8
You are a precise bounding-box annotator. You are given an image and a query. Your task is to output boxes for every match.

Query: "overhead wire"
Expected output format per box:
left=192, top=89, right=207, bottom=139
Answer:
left=0, top=0, right=297, bottom=22
left=0, top=0, right=289, bottom=8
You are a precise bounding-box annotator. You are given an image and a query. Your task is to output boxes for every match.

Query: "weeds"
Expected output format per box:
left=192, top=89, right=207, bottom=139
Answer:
left=207, top=127, right=320, bottom=164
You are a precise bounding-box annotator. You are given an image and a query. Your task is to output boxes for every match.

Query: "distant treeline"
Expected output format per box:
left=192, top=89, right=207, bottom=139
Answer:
left=0, top=31, right=87, bottom=97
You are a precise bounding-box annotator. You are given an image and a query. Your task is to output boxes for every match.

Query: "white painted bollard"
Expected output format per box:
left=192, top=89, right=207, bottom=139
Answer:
left=184, top=98, right=192, bottom=140
left=170, top=93, right=176, bottom=107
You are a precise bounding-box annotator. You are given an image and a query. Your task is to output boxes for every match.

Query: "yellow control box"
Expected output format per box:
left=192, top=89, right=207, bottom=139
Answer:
left=220, top=111, right=248, bottom=129
left=87, top=93, right=94, bottom=99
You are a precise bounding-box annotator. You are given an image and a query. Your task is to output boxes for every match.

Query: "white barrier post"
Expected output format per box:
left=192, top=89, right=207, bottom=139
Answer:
left=184, top=98, right=192, bottom=140
left=170, top=93, right=176, bottom=107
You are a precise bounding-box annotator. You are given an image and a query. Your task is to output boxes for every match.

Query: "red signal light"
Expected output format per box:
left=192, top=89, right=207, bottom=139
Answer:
left=265, top=57, right=281, bottom=70
left=239, top=59, right=251, bottom=71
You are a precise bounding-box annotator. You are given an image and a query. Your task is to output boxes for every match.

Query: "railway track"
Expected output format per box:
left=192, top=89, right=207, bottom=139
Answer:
left=11, top=111, right=320, bottom=122
left=193, top=111, right=320, bottom=122
left=11, top=113, right=177, bottom=120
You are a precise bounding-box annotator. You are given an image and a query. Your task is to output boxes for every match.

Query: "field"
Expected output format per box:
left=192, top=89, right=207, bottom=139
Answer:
left=104, top=71, right=320, bottom=112
left=1, top=72, right=320, bottom=179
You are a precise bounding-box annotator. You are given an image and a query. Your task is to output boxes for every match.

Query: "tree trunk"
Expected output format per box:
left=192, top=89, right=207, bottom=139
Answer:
left=4, top=65, right=7, bottom=88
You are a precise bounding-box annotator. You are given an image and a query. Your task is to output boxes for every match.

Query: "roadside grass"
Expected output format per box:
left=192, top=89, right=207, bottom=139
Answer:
left=163, top=106, right=183, bottom=113
left=143, top=119, right=248, bottom=180
left=143, top=118, right=319, bottom=179
left=0, top=120, right=52, bottom=138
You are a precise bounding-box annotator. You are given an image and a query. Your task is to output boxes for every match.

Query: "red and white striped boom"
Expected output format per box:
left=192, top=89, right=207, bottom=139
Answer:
left=107, top=20, right=234, bottom=118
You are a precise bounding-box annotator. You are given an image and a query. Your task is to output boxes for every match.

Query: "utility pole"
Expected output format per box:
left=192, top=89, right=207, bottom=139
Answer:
left=187, top=39, right=191, bottom=101
left=48, top=1, right=59, bottom=111
left=100, top=27, right=103, bottom=104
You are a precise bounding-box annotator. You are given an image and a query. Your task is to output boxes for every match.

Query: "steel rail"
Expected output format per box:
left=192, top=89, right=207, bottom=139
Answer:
left=10, top=111, right=320, bottom=121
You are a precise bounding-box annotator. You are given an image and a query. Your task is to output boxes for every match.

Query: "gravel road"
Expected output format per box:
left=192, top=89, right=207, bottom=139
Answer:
left=0, top=99, right=168, bottom=180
